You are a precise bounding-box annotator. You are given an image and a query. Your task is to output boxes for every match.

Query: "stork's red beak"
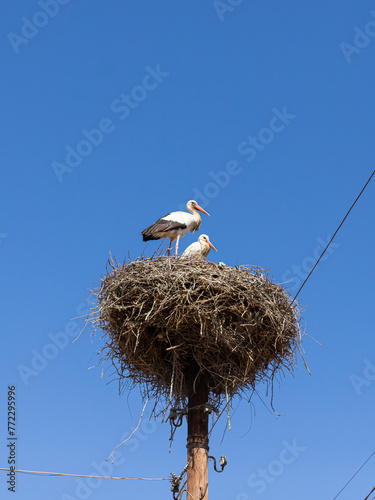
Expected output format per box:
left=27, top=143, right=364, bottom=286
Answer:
left=208, top=241, right=218, bottom=252
left=195, top=204, right=210, bottom=216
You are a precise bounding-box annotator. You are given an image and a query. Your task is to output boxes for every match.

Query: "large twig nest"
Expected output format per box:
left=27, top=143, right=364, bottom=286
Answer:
left=91, top=256, right=303, bottom=410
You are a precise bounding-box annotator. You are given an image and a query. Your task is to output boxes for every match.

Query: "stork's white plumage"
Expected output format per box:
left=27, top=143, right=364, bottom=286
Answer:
left=141, top=200, right=210, bottom=256
left=182, top=234, right=218, bottom=260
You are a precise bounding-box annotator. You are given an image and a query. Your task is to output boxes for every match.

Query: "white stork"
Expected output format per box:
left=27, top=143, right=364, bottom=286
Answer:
left=182, top=234, right=218, bottom=259
left=141, top=200, right=210, bottom=256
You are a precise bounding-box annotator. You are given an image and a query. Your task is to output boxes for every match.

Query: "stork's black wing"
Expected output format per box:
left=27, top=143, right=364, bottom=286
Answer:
left=141, top=217, right=187, bottom=241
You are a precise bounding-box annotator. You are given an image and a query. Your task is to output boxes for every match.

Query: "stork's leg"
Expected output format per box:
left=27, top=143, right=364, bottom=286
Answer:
left=175, top=235, right=180, bottom=256
left=167, top=239, right=172, bottom=257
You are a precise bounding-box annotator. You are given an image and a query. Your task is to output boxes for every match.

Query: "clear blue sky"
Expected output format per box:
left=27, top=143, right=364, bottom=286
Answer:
left=1, top=1, right=375, bottom=499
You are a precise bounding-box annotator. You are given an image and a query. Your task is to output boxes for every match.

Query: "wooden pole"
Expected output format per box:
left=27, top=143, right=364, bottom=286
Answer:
left=186, top=363, right=209, bottom=500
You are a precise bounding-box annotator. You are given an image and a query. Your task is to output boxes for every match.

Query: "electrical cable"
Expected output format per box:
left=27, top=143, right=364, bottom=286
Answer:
left=0, top=467, right=169, bottom=481
left=364, top=484, right=375, bottom=500
left=332, top=450, right=375, bottom=500
left=292, top=169, right=375, bottom=304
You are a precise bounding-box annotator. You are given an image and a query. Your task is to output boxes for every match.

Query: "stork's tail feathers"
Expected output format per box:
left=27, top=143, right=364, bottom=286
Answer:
left=141, top=228, right=161, bottom=241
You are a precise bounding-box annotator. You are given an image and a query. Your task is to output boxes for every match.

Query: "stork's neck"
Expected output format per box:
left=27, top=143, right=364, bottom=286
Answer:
left=200, top=241, right=210, bottom=258
left=187, top=206, right=201, bottom=219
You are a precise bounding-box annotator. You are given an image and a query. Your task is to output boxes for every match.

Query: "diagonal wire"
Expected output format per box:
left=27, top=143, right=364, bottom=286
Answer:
left=364, top=484, right=375, bottom=500
left=332, top=450, right=375, bottom=500
left=0, top=467, right=169, bottom=481
left=292, top=169, right=375, bottom=304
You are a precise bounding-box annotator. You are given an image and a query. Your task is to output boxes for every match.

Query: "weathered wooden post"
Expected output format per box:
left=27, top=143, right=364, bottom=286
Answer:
left=186, top=364, right=209, bottom=499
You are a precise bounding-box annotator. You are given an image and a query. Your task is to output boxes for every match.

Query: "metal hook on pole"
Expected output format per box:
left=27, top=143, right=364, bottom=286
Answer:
left=168, top=408, right=186, bottom=428
left=208, top=455, right=227, bottom=473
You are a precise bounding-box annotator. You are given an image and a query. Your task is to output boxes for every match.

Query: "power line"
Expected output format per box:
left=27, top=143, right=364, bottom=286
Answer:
left=0, top=467, right=169, bottom=481
left=292, top=168, right=375, bottom=304
left=364, top=484, right=375, bottom=500
left=332, top=450, right=375, bottom=500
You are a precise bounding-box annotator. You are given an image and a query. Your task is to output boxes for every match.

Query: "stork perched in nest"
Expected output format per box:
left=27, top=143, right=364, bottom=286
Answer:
left=182, top=234, right=218, bottom=260
left=141, top=200, right=210, bottom=256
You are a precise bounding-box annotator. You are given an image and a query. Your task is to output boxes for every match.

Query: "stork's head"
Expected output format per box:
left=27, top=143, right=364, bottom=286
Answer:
left=187, top=200, right=210, bottom=216
left=198, top=234, right=218, bottom=252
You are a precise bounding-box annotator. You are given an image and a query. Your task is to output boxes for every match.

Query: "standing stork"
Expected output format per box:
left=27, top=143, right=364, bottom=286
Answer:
left=182, top=234, right=218, bottom=260
left=141, top=200, right=210, bottom=256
